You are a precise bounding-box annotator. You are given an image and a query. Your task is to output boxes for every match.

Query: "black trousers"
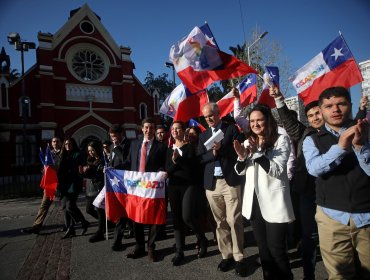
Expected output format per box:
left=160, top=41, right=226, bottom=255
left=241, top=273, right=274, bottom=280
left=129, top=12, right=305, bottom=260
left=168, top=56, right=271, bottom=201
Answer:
left=133, top=222, right=158, bottom=250
left=61, top=193, right=87, bottom=229
left=250, top=194, right=293, bottom=280
left=85, top=196, right=98, bottom=220
left=299, top=194, right=318, bottom=279
left=168, top=184, right=206, bottom=250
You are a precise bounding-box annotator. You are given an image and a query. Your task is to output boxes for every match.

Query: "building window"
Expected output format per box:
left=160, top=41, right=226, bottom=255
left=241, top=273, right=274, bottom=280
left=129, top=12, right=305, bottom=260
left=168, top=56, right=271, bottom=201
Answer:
left=19, top=96, right=31, bottom=117
left=153, top=92, right=159, bottom=115
left=66, top=43, right=109, bottom=84
left=139, top=103, right=147, bottom=119
left=1, top=83, right=8, bottom=109
left=80, top=20, right=95, bottom=34
left=15, top=135, right=37, bottom=165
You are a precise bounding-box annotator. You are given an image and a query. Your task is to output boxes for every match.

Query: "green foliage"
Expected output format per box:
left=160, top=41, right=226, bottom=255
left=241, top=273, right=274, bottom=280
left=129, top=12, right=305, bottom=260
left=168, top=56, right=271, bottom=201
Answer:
left=143, top=71, right=174, bottom=101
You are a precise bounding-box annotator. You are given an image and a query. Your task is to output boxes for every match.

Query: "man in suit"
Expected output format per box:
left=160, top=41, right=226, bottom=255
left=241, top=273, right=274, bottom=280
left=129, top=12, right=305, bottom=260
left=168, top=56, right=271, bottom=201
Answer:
left=198, top=103, right=246, bottom=276
left=126, top=117, right=167, bottom=262
left=108, top=124, right=131, bottom=251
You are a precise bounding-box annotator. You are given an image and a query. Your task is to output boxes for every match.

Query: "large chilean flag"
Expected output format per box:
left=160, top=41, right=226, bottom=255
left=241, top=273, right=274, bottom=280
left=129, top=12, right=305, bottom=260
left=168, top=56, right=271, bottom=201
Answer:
left=290, top=35, right=363, bottom=105
left=105, top=169, right=167, bottom=224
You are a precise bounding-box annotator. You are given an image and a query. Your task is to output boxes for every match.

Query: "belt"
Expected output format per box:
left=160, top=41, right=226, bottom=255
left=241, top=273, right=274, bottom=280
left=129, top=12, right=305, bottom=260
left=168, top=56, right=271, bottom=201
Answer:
left=214, top=176, right=224, bottom=179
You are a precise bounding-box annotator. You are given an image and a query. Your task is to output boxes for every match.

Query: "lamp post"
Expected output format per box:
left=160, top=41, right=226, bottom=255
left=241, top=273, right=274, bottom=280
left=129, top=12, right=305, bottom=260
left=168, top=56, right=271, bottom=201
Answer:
left=165, top=62, right=176, bottom=88
left=247, top=31, right=268, bottom=66
left=7, top=32, right=35, bottom=186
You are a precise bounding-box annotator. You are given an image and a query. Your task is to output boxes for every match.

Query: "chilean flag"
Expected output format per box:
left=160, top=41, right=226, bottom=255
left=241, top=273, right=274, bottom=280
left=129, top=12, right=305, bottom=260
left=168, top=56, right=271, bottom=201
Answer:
left=189, top=118, right=206, bottom=132
left=105, top=168, right=167, bottom=224
left=39, top=144, right=58, bottom=200
left=159, top=83, right=209, bottom=122
left=290, top=34, right=363, bottom=105
left=169, top=24, right=257, bottom=93
left=217, top=74, right=257, bottom=118
left=257, top=66, right=279, bottom=108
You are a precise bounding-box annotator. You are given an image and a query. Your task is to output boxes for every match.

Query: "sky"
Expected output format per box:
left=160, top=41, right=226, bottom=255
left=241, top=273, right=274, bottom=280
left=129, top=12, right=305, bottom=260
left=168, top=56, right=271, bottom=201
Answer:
left=1, top=0, right=369, bottom=113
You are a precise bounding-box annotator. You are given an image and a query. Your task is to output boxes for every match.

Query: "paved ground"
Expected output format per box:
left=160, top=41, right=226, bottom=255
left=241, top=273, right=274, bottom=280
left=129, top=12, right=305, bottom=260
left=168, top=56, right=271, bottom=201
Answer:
left=0, top=196, right=328, bottom=280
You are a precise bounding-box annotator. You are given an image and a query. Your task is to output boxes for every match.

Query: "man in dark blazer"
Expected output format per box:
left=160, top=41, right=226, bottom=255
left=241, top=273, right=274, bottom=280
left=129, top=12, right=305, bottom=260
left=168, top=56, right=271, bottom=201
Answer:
left=108, top=124, right=131, bottom=251
left=125, top=117, right=167, bottom=262
left=198, top=103, right=246, bottom=276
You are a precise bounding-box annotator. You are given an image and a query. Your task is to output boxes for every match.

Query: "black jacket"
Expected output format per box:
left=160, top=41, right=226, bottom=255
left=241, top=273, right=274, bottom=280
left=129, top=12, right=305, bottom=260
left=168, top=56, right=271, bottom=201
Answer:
left=109, top=138, right=131, bottom=170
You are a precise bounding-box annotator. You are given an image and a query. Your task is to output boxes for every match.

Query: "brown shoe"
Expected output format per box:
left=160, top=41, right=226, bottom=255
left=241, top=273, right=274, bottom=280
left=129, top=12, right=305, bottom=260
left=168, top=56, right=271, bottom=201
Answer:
left=126, top=248, right=145, bottom=259
left=148, top=249, right=157, bottom=262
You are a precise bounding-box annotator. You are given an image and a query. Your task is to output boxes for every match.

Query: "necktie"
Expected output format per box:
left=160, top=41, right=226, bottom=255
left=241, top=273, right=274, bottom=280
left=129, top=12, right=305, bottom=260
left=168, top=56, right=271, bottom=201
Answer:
left=139, top=141, right=148, bottom=172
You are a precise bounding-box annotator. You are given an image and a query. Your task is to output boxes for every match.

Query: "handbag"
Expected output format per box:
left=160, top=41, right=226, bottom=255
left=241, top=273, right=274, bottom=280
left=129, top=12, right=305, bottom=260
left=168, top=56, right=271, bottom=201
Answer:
left=85, top=179, right=99, bottom=197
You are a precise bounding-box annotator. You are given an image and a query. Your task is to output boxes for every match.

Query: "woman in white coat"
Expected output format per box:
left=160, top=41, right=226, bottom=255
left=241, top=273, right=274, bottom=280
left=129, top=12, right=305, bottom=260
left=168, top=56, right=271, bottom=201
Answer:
left=233, top=104, right=294, bottom=280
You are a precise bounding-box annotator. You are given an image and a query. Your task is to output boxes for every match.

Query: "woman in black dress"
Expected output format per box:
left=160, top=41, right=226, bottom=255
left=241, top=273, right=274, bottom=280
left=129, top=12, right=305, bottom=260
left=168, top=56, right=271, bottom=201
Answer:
left=166, top=121, right=208, bottom=266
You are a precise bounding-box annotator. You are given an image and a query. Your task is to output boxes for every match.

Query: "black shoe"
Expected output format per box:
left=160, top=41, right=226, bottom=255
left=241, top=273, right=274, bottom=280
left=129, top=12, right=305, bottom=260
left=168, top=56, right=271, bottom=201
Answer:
left=21, top=227, right=40, bottom=234
left=217, top=258, right=235, bottom=272
left=111, top=242, right=123, bottom=251
left=197, top=238, right=208, bottom=258
left=89, top=232, right=105, bottom=243
left=126, top=247, right=146, bottom=258
left=171, top=251, right=184, bottom=266
left=148, top=248, right=157, bottom=262
left=235, top=260, right=247, bottom=277
left=81, top=221, right=90, bottom=235
left=61, top=227, right=76, bottom=239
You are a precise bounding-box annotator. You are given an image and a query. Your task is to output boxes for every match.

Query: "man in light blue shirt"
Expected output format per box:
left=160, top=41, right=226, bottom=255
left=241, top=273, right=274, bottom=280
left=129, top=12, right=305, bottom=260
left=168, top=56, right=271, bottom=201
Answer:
left=303, top=87, right=370, bottom=280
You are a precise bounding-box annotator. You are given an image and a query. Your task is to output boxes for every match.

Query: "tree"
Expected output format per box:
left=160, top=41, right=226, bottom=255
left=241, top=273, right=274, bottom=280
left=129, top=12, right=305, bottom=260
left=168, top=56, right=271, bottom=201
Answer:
left=229, top=26, right=294, bottom=97
left=143, top=71, right=174, bottom=101
left=9, top=68, right=20, bottom=85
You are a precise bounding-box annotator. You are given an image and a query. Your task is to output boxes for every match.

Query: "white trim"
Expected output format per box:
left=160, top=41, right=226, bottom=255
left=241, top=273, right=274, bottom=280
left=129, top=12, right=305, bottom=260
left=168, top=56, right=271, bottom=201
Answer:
left=63, top=111, right=111, bottom=132
left=139, top=102, right=148, bottom=119
left=39, top=71, right=54, bottom=76
left=38, top=41, right=52, bottom=49
left=39, top=65, right=53, bottom=71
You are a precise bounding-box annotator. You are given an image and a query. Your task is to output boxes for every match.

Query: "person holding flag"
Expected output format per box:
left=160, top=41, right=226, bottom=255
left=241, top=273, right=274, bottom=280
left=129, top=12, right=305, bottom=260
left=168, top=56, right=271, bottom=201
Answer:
left=22, top=137, right=61, bottom=235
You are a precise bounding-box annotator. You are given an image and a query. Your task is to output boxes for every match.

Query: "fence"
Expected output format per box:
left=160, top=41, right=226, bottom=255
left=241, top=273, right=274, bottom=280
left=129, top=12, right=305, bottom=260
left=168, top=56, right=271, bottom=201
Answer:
left=0, top=174, right=43, bottom=198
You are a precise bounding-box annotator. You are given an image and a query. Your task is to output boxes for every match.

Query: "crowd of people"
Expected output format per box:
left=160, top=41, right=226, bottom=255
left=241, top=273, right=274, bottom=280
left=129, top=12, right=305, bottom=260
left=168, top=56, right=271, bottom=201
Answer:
left=22, top=86, right=370, bottom=280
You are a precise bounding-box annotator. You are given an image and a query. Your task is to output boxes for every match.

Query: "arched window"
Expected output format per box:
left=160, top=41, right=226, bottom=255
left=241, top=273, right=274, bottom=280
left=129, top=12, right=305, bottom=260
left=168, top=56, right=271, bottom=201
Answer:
left=19, top=96, right=31, bottom=117
left=139, top=103, right=147, bottom=119
left=0, top=83, right=8, bottom=109
left=153, top=92, right=159, bottom=115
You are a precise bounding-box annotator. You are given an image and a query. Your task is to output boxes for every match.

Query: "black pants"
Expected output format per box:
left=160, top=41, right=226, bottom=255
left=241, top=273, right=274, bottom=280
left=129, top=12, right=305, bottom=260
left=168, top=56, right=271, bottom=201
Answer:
left=133, top=222, right=158, bottom=250
left=86, top=196, right=98, bottom=220
left=168, top=184, right=206, bottom=250
left=61, top=193, right=87, bottom=229
left=299, top=194, right=318, bottom=279
left=250, top=194, right=293, bottom=280
left=113, top=217, right=129, bottom=245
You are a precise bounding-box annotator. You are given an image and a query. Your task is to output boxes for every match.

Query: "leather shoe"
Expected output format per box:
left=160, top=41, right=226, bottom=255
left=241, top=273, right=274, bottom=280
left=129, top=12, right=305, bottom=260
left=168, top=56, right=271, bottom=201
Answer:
left=171, top=251, right=184, bottom=266
left=197, top=238, right=208, bottom=258
left=21, top=227, right=40, bottom=234
left=235, top=260, right=247, bottom=277
left=217, top=258, right=235, bottom=272
left=61, top=227, right=76, bottom=239
left=89, top=232, right=105, bottom=243
left=148, top=249, right=157, bottom=262
left=81, top=221, right=90, bottom=235
left=126, top=248, right=146, bottom=259
left=111, top=242, right=123, bottom=251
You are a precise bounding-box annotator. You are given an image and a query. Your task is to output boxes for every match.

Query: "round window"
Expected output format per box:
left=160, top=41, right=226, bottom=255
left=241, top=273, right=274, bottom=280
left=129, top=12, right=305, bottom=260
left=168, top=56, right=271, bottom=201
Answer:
left=80, top=21, right=94, bottom=34
left=66, top=44, right=109, bottom=84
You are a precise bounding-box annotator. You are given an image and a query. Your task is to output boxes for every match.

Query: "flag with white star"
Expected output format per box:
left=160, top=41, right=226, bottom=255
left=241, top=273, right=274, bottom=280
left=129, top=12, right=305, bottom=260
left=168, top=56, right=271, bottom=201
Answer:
left=290, top=34, right=363, bottom=105
left=105, top=168, right=167, bottom=224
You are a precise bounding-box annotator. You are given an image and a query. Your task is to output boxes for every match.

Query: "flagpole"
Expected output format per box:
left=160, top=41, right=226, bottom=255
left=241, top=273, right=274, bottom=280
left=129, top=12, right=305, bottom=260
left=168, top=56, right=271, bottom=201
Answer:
left=104, top=168, right=108, bottom=240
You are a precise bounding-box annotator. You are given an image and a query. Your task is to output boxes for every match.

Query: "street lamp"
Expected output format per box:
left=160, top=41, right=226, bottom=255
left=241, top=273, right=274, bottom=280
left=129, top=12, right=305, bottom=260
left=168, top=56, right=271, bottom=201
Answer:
left=247, top=31, right=268, bottom=66
left=165, top=62, right=176, bottom=88
left=8, top=32, right=36, bottom=186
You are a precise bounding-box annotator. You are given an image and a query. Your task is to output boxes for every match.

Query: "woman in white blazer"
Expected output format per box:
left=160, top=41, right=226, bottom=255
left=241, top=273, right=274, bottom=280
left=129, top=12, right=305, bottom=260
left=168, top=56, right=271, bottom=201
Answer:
left=233, top=104, right=294, bottom=280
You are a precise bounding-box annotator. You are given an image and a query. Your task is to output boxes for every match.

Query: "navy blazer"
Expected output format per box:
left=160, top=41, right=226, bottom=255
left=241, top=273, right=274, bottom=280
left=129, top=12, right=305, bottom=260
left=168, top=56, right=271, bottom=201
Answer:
left=198, top=122, right=243, bottom=190
left=128, top=136, right=167, bottom=172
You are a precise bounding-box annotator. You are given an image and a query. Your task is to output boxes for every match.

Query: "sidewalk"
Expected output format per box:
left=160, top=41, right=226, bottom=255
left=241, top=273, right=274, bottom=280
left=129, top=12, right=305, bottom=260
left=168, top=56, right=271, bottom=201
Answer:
left=0, top=196, right=328, bottom=280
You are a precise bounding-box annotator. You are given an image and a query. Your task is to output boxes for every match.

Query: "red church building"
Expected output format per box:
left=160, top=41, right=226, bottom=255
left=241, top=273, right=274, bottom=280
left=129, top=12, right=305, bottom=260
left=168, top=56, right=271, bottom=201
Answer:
left=0, top=4, right=160, bottom=188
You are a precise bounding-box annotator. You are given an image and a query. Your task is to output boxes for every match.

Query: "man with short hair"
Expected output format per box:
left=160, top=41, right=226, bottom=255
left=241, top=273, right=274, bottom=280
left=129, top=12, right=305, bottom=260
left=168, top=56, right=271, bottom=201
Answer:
left=108, top=124, right=131, bottom=251
left=125, top=118, right=167, bottom=262
left=22, top=137, right=61, bottom=234
left=303, top=87, right=370, bottom=279
left=198, top=103, right=246, bottom=276
left=155, top=125, right=166, bottom=143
